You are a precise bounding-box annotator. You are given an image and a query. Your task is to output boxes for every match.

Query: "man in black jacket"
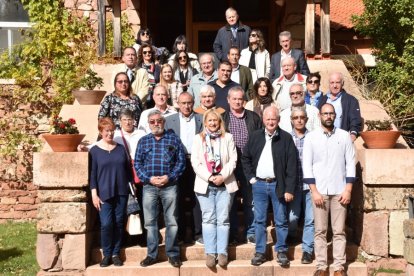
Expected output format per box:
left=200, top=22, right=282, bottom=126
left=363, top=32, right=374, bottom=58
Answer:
left=242, top=105, right=297, bottom=267
left=213, top=7, right=251, bottom=62
left=222, top=86, right=262, bottom=245
left=317, top=72, right=362, bottom=142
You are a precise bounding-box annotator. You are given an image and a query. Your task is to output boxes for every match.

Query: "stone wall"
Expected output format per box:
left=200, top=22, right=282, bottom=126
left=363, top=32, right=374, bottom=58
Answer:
left=64, top=0, right=141, bottom=34
left=0, top=81, right=49, bottom=222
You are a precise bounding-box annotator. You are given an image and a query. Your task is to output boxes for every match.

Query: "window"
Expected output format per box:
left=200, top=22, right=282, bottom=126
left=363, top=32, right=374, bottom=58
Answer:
left=0, top=0, right=31, bottom=54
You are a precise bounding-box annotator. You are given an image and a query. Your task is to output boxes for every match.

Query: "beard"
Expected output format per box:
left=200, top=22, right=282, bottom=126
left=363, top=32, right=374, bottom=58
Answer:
left=151, top=126, right=164, bottom=135
left=321, top=119, right=334, bottom=128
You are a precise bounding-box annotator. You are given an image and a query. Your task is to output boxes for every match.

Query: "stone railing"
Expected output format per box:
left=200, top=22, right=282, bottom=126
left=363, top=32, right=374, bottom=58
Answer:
left=34, top=152, right=95, bottom=272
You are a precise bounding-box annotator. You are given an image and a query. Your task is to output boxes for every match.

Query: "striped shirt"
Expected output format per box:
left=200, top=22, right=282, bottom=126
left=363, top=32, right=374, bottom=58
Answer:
left=291, top=129, right=309, bottom=190
left=134, top=129, right=186, bottom=184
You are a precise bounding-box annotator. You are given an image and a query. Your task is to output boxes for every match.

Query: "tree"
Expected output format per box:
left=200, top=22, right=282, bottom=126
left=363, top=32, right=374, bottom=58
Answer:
left=353, top=0, right=414, bottom=131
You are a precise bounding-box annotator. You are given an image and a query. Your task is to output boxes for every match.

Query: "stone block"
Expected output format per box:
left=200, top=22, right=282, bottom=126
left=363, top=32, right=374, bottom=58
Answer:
left=37, top=203, right=88, bottom=233
left=363, top=186, right=414, bottom=211
left=33, top=152, right=89, bottom=188
left=36, top=233, right=59, bottom=270
left=407, top=263, right=414, bottom=275
left=1, top=197, right=17, bottom=204
left=13, top=204, right=37, bottom=211
left=38, top=190, right=88, bottom=203
left=78, top=3, right=93, bottom=11
left=61, top=234, right=89, bottom=270
left=360, top=211, right=389, bottom=257
left=405, top=239, right=414, bottom=264
left=359, top=149, right=414, bottom=185
left=18, top=196, right=36, bottom=204
left=404, top=219, right=414, bottom=239
left=125, top=9, right=140, bottom=25
left=390, top=210, right=409, bottom=256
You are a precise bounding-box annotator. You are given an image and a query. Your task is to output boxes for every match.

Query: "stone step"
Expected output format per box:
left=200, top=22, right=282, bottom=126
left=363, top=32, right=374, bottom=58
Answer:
left=91, top=242, right=359, bottom=264
left=85, top=260, right=367, bottom=276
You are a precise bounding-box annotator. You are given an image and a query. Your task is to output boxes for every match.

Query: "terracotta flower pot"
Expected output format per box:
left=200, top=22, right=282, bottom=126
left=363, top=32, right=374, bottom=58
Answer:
left=360, top=131, right=401, bottom=149
left=43, top=134, right=86, bottom=152
left=72, top=90, right=106, bottom=105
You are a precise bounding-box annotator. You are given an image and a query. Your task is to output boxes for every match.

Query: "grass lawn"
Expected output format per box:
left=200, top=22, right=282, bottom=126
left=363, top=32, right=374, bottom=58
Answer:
left=0, top=221, right=38, bottom=275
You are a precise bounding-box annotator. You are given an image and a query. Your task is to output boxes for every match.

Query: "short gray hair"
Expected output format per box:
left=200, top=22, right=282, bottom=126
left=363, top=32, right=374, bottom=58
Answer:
left=225, top=7, right=237, bottom=17
left=147, top=110, right=165, bottom=122
left=291, top=106, right=307, bottom=118
left=200, top=85, right=216, bottom=95
left=279, top=31, right=291, bottom=40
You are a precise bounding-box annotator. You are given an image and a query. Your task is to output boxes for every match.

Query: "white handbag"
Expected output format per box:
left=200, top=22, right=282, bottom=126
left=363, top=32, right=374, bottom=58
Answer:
left=126, top=213, right=143, bottom=235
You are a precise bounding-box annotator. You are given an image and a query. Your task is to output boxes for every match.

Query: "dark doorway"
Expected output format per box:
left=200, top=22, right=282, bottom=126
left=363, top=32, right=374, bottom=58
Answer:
left=145, top=0, right=186, bottom=52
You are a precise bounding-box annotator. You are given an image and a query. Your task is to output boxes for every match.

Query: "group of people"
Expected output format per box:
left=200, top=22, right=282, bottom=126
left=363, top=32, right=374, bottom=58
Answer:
left=89, top=6, right=362, bottom=276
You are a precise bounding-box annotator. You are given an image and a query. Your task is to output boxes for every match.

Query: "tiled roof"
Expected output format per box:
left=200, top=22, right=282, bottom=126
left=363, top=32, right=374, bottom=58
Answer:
left=315, top=0, right=365, bottom=30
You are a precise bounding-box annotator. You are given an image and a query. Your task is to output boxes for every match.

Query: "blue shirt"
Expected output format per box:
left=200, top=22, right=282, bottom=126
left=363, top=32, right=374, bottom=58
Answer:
left=327, top=91, right=343, bottom=128
left=89, top=143, right=131, bottom=201
left=134, top=129, right=186, bottom=184
left=304, top=90, right=322, bottom=107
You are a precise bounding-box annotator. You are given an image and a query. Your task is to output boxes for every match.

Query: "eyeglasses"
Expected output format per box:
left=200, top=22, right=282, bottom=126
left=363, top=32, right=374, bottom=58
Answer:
left=143, top=51, right=152, bottom=55
left=321, top=112, right=335, bottom=117
left=307, top=79, right=320, bottom=84
left=141, top=32, right=150, bottom=36
left=289, top=91, right=303, bottom=96
left=291, top=115, right=307, bottom=120
left=116, top=80, right=129, bottom=84
left=249, top=33, right=257, bottom=38
left=178, top=56, right=187, bottom=60
left=148, top=119, right=163, bottom=125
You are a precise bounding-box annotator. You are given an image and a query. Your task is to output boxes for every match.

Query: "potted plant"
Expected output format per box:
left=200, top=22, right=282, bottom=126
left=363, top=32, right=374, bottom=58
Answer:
left=360, top=119, right=402, bottom=149
left=42, top=116, right=85, bottom=152
left=72, top=68, right=106, bottom=105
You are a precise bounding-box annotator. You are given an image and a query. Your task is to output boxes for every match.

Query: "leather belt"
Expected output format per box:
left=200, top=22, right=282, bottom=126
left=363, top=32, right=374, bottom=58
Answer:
left=257, top=177, right=276, bottom=183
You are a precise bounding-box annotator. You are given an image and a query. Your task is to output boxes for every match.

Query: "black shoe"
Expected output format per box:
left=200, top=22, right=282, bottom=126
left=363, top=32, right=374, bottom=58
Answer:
left=228, top=238, right=239, bottom=246
left=140, top=256, right=158, bottom=267
left=247, top=236, right=256, bottom=245
left=251, top=252, right=267, bottom=266
left=100, top=256, right=112, bottom=267
left=168, top=256, right=182, bottom=268
left=277, top=252, right=290, bottom=267
left=301, top=251, right=313, bottom=264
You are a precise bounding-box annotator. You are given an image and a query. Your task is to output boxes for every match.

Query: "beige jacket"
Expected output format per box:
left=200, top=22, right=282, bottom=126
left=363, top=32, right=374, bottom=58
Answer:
left=191, top=133, right=238, bottom=194
left=111, top=63, right=150, bottom=101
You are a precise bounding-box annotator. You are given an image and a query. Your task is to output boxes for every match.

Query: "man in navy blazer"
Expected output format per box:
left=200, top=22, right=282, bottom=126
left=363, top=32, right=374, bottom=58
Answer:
left=164, top=92, right=204, bottom=244
left=269, top=31, right=310, bottom=82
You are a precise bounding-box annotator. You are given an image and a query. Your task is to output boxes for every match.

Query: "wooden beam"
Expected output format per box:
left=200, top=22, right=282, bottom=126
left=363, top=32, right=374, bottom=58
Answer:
left=304, top=0, right=315, bottom=55
left=113, top=0, right=122, bottom=57
left=186, top=0, right=193, bottom=52
left=98, top=0, right=106, bottom=57
left=320, top=0, right=331, bottom=55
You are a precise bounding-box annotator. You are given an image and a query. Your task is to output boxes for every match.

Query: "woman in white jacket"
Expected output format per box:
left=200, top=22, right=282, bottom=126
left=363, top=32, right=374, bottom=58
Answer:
left=239, top=29, right=270, bottom=82
left=191, top=109, right=238, bottom=269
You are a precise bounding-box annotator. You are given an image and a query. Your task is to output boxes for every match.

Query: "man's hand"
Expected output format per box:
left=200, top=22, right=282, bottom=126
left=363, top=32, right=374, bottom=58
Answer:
left=312, top=190, right=325, bottom=207
left=284, top=192, right=294, bottom=202
left=339, top=190, right=352, bottom=205
left=150, top=175, right=169, bottom=187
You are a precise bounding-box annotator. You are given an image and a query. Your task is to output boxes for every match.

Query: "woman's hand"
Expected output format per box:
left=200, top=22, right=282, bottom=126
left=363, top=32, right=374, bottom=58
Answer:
left=210, top=175, right=224, bottom=186
left=91, top=189, right=103, bottom=211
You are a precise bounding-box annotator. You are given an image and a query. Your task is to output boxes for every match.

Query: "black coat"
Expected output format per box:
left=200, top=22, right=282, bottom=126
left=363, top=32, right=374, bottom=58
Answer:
left=241, top=128, right=298, bottom=198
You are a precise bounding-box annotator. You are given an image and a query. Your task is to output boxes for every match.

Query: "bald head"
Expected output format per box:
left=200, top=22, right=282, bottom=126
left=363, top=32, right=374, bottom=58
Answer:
left=263, top=106, right=280, bottom=134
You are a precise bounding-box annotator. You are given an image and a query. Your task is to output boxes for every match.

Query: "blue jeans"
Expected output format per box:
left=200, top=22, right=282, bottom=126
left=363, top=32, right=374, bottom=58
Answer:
left=196, top=185, right=234, bottom=255
left=230, top=164, right=255, bottom=240
left=143, top=184, right=179, bottom=259
left=288, top=188, right=314, bottom=254
left=99, top=195, right=128, bottom=257
left=252, top=180, right=288, bottom=254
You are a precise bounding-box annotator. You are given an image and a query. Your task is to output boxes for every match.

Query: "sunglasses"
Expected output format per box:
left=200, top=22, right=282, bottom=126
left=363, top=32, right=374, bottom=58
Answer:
left=116, top=80, right=129, bottom=84
left=291, top=115, right=307, bottom=120
left=289, top=91, right=303, bottom=96
left=178, top=56, right=187, bottom=60
left=143, top=51, right=152, bottom=55
left=141, top=32, right=150, bottom=36
left=149, top=119, right=163, bottom=125
left=307, top=79, right=320, bottom=84
left=249, top=33, right=257, bottom=38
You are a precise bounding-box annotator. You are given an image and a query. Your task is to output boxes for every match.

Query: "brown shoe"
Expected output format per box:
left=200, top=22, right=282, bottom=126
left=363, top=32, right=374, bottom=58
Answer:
left=334, top=269, right=347, bottom=276
left=313, top=269, right=328, bottom=276
left=217, top=254, right=228, bottom=267
left=206, top=254, right=216, bottom=268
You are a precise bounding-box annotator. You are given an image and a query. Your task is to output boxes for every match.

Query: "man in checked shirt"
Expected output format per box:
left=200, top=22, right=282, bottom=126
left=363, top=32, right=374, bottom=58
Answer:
left=135, top=110, right=186, bottom=268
